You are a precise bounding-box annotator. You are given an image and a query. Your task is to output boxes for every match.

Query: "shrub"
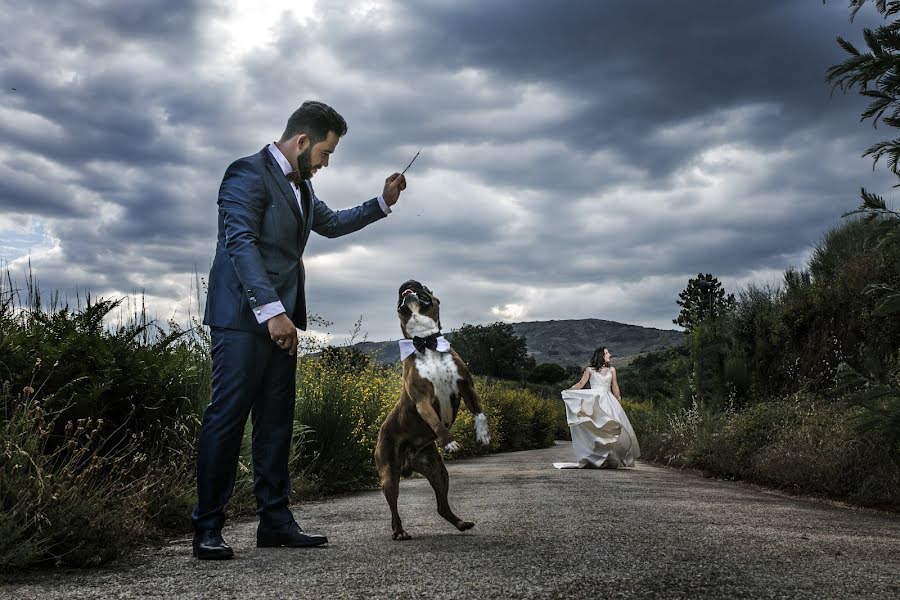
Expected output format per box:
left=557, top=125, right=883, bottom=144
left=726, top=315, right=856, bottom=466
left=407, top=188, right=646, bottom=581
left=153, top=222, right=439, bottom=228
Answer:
left=1, top=389, right=147, bottom=569
left=0, top=294, right=209, bottom=457
left=634, top=394, right=899, bottom=505
left=710, top=394, right=898, bottom=503
left=292, top=359, right=560, bottom=491
left=292, top=357, right=398, bottom=494
left=528, top=363, right=568, bottom=384
left=0, top=279, right=208, bottom=569
left=471, top=380, right=557, bottom=453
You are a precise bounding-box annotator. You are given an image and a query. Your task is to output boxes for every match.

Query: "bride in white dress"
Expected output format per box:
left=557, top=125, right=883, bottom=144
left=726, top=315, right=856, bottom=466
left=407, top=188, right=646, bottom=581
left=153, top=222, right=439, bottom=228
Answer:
left=554, top=346, right=641, bottom=469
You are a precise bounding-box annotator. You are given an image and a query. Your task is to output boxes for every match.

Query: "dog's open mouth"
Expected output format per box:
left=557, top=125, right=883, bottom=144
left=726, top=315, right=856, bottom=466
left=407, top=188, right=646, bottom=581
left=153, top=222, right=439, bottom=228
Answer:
left=398, top=281, right=433, bottom=310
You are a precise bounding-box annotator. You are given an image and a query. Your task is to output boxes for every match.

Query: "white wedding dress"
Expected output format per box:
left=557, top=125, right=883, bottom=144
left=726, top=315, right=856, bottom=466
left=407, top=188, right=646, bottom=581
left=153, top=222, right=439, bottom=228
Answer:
left=554, top=367, right=641, bottom=469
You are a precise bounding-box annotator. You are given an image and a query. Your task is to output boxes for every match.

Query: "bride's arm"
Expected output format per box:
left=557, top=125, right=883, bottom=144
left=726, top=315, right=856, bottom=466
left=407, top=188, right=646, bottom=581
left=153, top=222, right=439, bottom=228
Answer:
left=568, top=369, right=591, bottom=390
left=611, top=367, right=621, bottom=401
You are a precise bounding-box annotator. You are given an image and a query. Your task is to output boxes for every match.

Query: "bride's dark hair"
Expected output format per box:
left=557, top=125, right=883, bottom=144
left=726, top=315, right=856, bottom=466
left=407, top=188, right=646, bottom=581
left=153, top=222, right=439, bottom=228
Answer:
left=588, top=346, right=610, bottom=370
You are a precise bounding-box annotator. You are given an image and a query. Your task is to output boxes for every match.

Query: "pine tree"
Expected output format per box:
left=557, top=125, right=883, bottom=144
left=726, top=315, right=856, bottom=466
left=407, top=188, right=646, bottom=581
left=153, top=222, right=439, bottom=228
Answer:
left=673, top=273, right=735, bottom=334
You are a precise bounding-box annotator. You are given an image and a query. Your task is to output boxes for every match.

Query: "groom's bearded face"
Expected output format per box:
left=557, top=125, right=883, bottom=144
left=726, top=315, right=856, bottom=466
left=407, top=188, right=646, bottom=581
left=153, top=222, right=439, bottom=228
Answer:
left=293, top=131, right=339, bottom=180
left=295, top=146, right=315, bottom=180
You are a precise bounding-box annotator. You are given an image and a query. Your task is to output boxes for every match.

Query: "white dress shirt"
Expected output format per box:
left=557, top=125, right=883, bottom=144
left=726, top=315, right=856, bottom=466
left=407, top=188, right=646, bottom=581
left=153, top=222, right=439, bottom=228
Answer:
left=253, top=143, right=391, bottom=324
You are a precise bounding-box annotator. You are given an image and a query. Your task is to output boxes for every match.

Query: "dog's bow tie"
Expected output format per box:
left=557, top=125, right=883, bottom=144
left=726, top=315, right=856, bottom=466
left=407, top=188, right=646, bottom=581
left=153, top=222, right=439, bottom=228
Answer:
left=398, top=334, right=450, bottom=361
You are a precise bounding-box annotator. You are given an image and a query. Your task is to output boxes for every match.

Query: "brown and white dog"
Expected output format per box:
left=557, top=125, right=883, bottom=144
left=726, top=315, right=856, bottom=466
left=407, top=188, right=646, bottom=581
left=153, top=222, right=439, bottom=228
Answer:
left=374, top=280, right=490, bottom=540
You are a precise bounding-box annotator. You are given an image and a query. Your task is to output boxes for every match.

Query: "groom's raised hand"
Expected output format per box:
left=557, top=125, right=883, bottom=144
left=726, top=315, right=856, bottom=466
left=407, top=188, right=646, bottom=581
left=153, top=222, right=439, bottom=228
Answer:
left=382, top=172, right=407, bottom=206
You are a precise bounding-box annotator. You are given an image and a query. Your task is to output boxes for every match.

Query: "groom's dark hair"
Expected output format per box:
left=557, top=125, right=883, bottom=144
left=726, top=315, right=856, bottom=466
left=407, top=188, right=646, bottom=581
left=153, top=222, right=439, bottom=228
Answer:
left=281, top=100, right=348, bottom=144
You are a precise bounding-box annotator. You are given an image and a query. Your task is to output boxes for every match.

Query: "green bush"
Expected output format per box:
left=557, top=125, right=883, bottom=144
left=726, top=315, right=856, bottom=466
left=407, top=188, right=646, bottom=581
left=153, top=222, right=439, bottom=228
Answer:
left=528, top=363, right=568, bottom=384
left=633, top=394, right=899, bottom=505
left=292, top=357, right=396, bottom=494
left=1, top=389, right=148, bottom=569
left=711, top=395, right=898, bottom=503
left=0, top=281, right=208, bottom=569
left=468, top=380, right=556, bottom=453
left=292, top=358, right=560, bottom=491
left=0, top=293, right=209, bottom=455
left=508, top=380, right=572, bottom=440
left=617, top=348, right=687, bottom=403
left=629, top=215, right=899, bottom=507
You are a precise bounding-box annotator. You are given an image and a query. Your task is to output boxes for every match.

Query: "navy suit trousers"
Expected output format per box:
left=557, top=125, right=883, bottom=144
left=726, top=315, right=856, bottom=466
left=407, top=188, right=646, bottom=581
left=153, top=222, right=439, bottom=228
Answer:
left=191, top=326, right=297, bottom=531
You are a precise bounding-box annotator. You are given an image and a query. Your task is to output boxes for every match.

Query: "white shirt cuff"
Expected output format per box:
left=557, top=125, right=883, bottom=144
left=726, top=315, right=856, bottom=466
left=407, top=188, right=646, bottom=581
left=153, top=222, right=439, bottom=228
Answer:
left=254, top=300, right=286, bottom=324
left=378, top=195, right=391, bottom=214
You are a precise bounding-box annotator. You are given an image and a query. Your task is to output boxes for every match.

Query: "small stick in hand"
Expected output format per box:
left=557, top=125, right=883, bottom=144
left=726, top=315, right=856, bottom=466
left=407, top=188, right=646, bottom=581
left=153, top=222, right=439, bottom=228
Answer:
left=401, top=148, right=421, bottom=175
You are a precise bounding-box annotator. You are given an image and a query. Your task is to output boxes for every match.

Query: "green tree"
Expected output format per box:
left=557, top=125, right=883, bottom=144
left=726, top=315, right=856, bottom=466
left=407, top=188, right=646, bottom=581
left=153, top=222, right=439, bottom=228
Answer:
left=673, top=273, right=735, bottom=333
left=450, top=322, right=530, bottom=380
left=616, top=347, right=687, bottom=402
left=826, top=0, right=900, bottom=449
left=528, top=362, right=568, bottom=384
left=827, top=0, right=900, bottom=315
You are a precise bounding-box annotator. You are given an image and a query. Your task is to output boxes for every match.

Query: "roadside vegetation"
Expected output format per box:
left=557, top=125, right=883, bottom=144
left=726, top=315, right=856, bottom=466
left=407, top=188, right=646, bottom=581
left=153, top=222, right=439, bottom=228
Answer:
left=0, top=279, right=556, bottom=570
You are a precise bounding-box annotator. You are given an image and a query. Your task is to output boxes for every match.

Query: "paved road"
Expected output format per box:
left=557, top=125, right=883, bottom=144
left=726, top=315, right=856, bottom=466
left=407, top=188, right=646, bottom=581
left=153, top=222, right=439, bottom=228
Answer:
left=2, top=442, right=899, bottom=599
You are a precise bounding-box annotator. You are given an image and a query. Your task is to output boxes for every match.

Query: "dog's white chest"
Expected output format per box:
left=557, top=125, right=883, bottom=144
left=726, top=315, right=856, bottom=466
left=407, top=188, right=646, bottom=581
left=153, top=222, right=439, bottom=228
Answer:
left=415, top=351, right=460, bottom=427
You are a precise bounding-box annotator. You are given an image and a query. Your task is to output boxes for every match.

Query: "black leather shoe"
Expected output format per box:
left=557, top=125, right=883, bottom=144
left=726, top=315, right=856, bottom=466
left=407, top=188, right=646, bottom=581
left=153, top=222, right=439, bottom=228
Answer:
left=192, top=529, right=234, bottom=560
left=257, top=521, right=328, bottom=548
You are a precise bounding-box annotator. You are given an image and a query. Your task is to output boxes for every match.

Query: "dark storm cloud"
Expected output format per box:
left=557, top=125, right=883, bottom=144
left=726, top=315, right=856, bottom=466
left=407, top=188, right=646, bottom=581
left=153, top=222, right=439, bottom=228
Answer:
left=313, top=1, right=884, bottom=178
left=0, top=0, right=223, bottom=310
left=1, top=0, right=895, bottom=343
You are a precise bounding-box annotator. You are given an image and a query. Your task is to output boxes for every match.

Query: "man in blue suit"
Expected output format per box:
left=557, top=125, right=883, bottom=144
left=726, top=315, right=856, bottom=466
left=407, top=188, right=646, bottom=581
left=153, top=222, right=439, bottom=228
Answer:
left=192, top=101, right=407, bottom=559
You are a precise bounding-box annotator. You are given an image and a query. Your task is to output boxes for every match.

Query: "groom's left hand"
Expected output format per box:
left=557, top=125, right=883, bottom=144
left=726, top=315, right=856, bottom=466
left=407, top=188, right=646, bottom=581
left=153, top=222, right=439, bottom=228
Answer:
left=382, top=172, right=407, bottom=206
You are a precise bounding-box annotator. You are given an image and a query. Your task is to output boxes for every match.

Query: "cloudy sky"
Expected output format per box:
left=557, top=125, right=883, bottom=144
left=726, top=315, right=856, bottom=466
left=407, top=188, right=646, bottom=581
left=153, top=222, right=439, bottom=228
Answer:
left=1, top=0, right=896, bottom=346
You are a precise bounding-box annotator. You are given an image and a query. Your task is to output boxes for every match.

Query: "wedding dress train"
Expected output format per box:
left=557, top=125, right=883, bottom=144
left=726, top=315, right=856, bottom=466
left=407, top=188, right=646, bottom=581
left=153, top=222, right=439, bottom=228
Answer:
left=554, top=368, right=640, bottom=469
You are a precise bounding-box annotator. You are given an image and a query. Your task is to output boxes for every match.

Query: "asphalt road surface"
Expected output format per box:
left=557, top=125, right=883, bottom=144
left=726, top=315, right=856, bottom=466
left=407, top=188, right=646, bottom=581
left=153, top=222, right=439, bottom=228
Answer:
left=2, top=442, right=898, bottom=599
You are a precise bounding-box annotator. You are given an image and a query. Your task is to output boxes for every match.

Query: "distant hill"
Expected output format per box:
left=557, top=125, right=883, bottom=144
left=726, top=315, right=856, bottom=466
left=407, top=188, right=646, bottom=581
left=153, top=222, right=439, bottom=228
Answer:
left=346, top=318, right=685, bottom=367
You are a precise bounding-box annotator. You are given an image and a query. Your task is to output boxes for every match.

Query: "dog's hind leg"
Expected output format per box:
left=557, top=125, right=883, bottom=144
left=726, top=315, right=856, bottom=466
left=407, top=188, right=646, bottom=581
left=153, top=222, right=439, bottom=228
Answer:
left=414, top=445, right=474, bottom=532
left=376, top=443, right=410, bottom=541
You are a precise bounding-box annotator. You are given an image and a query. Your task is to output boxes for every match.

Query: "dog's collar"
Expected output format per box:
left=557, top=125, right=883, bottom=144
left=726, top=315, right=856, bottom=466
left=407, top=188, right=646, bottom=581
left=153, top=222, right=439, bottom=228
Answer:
left=399, top=334, right=450, bottom=361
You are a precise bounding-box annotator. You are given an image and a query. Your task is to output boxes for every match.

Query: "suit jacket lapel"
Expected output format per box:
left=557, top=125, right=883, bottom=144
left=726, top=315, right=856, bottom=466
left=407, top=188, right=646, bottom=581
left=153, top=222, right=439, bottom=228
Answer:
left=261, top=147, right=303, bottom=226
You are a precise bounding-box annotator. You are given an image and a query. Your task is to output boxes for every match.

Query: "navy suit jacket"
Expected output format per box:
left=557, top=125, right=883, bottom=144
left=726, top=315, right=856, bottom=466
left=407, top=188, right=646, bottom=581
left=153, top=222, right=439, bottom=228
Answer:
left=203, top=146, right=387, bottom=333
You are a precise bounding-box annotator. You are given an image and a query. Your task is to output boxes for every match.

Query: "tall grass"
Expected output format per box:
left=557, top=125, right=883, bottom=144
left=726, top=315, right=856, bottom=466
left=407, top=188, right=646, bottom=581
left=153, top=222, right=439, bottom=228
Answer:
left=0, top=390, right=146, bottom=568
left=0, top=271, right=209, bottom=568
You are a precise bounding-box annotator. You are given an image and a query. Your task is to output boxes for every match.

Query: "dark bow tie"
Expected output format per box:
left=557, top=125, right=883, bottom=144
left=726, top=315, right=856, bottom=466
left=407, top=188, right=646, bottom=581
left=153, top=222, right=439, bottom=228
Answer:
left=412, top=333, right=441, bottom=353
left=286, top=171, right=306, bottom=187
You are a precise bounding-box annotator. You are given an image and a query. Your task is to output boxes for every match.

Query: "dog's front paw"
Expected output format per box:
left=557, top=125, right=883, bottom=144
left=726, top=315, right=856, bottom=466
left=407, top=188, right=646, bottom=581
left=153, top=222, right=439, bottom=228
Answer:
left=443, top=441, right=461, bottom=453
left=474, top=413, right=490, bottom=446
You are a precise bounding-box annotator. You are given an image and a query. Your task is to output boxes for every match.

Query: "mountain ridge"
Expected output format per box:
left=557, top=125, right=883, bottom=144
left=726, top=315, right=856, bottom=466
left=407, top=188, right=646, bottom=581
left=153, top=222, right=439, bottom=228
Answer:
left=345, top=318, right=685, bottom=367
